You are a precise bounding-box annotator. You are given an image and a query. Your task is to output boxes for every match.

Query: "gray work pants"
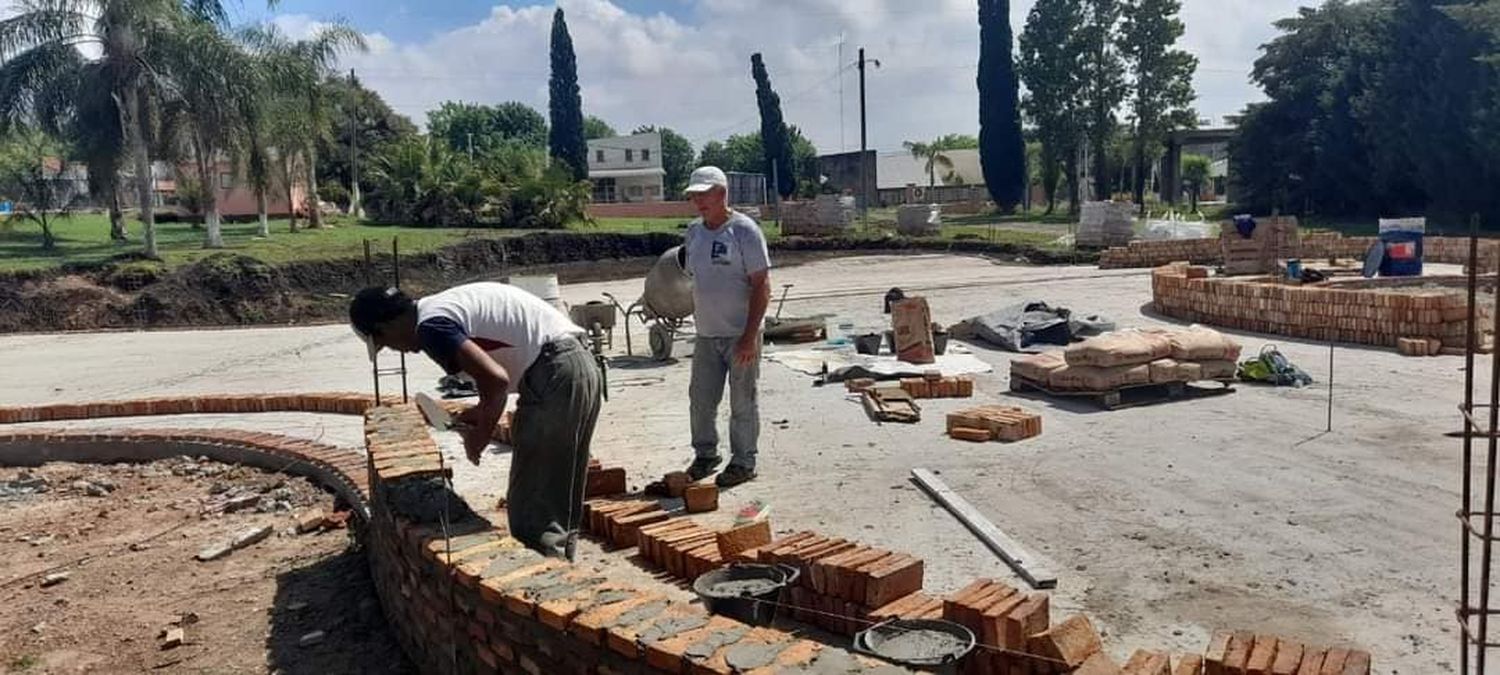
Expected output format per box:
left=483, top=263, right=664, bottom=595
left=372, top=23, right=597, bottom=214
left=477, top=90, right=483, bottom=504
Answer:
left=509, top=336, right=601, bottom=560
left=689, top=336, right=759, bottom=471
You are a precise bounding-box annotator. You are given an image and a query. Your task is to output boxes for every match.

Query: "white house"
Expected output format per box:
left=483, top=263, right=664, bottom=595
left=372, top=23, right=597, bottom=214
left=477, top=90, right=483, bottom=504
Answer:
left=587, top=132, right=666, bottom=203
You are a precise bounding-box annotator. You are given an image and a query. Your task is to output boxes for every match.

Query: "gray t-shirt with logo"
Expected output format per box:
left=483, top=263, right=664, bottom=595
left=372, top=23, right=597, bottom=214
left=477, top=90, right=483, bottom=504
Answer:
left=683, top=211, right=771, bottom=338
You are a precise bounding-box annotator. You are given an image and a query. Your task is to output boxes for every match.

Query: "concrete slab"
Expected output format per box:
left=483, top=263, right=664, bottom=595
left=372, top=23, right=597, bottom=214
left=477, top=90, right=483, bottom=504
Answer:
left=0, top=254, right=1478, bottom=671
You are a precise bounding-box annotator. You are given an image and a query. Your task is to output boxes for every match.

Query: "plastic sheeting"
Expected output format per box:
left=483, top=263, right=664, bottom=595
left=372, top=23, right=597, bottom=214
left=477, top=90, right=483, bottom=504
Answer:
left=955, top=300, right=1115, bottom=352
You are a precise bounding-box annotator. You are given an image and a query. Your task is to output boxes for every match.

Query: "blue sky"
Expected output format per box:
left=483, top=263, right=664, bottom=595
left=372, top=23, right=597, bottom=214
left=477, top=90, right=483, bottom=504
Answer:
left=235, top=0, right=1306, bottom=154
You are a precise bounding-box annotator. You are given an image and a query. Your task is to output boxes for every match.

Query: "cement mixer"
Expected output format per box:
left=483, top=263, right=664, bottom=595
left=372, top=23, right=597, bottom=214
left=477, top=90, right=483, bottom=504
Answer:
left=604, top=246, right=694, bottom=361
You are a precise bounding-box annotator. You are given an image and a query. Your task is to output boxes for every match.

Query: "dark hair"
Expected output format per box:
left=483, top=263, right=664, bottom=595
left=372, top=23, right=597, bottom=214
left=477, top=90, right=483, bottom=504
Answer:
left=349, top=286, right=414, bottom=337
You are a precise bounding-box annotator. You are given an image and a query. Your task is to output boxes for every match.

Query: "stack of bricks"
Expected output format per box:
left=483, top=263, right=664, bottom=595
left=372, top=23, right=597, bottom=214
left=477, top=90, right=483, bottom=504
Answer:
left=365, top=405, right=451, bottom=482
left=731, top=532, right=926, bottom=637
left=585, top=462, right=628, bottom=498
left=363, top=404, right=920, bottom=674
left=1203, top=631, right=1371, bottom=675
left=1397, top=336, right=1445, bottom=357
left=947, top=405, right=1043, bottom=442
left=900, top=373, right=975, bottom=399
left=583, top=498, right=672, bottom=548
left=636, top=519, right=723, bottom=578
left=1152, top=263, right=1493, bottom=353
left=1099, top=231, right=1500, bottom=272
left=1220, top=217, right=1300, bottom=276
left=941, top=578, right=1056, bottom=674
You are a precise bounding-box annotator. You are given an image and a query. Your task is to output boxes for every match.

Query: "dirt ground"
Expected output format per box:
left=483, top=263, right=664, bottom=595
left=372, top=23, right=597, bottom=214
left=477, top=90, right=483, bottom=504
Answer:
left=0, top=460, right=410, bottom=675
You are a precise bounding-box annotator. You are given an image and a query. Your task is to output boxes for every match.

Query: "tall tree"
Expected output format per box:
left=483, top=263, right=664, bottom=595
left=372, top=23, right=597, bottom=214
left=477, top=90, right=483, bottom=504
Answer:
left=1119, top=0, right=1198, bottom=214
left=1019, top=0, right=1088, bottom=215
left=548, top=8, right=588, bottom=181
left=635, top=125, right=694, bottom=195
left=750, top=53, right=794, bottom=199
left=1180, top=153, right=1210, bottom=211
left=977, top=0, right=1028, bottom=212
left=583, top=115, right=616, bottom=140
left=1078, top=0, right=1127, bottom=201
left=0, top=129, right=78, bottom=250
left=319, top=73, right=418, bottom=219
left=697, top=140, right=731, bottom=170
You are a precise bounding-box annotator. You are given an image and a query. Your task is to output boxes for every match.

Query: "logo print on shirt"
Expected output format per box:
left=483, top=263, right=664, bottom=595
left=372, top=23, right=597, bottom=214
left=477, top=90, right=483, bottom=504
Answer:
left=710, top=240, right=730, bottom=265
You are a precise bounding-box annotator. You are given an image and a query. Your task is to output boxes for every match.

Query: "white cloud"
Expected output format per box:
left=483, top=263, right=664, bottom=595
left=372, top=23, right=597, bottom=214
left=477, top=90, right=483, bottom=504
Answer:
left=280, top=0, right=1305, bottom=153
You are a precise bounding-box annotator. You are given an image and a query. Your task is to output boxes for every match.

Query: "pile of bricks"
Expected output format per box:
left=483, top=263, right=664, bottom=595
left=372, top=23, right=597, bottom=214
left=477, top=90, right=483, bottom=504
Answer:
left=1204, top=631, right=1371, bottom=675
left=1152, top=263, right=1493, bottom=352
left=941, top=578, right=1056, bottom=673
left=584, top=498, right=673, bottom=548
left=1220, top=217, right=1300, bottom=275
left=365, top=405, right=451, bottom=482
left=725, top=532, right=926, bottom=636
left=900, top=373, right=975, bottom=399
left=637, top=519, right=724, bottom=579
left=947, top=405, right=1043, bottom=442
left=1100, top=238, right=1223, bottom=269
left=1397, top=336, right=1445, bottom=357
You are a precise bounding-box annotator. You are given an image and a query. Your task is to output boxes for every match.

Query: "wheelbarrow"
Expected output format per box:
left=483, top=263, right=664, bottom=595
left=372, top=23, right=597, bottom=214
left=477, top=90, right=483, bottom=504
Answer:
left=604, top=246, right=695, bottom=361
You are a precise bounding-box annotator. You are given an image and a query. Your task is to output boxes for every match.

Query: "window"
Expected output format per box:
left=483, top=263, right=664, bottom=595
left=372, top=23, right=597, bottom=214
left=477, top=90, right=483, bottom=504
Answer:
left=642, top=149, right=651, bottom=162
left=219, top=173, right=233, bottom=190
left=595, top=149, right=605, bottom=163
left=626, top=149, right=635, bottom=162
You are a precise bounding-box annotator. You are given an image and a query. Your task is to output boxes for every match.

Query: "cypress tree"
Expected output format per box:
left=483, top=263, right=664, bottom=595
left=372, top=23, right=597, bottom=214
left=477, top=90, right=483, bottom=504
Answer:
left=751, top=53, right=794, bottom=199
left=978, top=0, right=1028, bottom=212
left=548, top=8, right=587, bottom=181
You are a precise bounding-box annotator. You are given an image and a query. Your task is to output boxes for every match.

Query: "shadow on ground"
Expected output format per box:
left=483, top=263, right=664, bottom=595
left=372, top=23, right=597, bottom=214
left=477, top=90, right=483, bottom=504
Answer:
left=267, top=545, right=415, bottom=675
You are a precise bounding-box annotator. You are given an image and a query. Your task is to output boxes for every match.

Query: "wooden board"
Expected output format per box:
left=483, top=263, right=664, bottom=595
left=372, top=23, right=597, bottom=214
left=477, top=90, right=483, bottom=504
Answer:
left=910, top=468, right=1057, bottom=589
left=1009, top=375, right=1235, bottom=410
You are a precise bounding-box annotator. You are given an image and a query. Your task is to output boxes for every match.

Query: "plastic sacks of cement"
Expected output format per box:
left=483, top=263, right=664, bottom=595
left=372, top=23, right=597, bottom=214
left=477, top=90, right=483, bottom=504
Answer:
left=1063, top=329, right=1173, bottom=368
left=1009, top=325, right=1242, bottom=392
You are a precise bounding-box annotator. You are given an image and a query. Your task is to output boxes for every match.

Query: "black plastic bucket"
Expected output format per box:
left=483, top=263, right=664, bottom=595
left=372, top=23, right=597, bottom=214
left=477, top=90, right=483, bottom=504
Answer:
left=855, top=333, right=884, bottom=355
left=852, top=619, right=975, bottom=673
left=691, top=563, right=800, bottom=626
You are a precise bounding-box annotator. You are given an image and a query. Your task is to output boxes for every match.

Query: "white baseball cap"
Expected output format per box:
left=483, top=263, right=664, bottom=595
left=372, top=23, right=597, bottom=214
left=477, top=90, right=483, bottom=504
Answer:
left=684, top=166, right=728, bottom=194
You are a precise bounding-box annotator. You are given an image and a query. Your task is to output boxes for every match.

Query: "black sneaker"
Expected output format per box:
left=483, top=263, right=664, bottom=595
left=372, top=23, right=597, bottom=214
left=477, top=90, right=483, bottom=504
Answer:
left=686, top=457, right=722, bottom=481
left=715, top=464, right=757, bottom=488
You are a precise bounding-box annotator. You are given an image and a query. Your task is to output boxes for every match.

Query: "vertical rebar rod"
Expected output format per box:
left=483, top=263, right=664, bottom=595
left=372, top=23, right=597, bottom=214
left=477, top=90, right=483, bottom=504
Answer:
left=392, top=236, right=408, bottom=403
left=1326, top=343, right=1333, bottom=433
left=365, top=239, right=381, bottom=403
left=1477, top=230, right=1500, bottom=675
left=1463, top=216, right=1479, bottom=675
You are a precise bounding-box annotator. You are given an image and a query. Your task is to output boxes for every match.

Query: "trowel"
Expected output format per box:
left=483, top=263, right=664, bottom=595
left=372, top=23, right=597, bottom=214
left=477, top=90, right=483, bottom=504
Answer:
left=414, top=392, right=472, bottom=432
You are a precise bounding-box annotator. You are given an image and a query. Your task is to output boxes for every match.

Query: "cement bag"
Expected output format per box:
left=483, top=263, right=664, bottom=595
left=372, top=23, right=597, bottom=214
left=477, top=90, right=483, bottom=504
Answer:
left=1064, top=330, right=1173, bottom=368
left=1010, top=352, right=1066, bottom=383
left=1167, top=326, right=1242, bottom=361
left=1147, top=358, right=1202, bottom=384
left=1197, top=360, right=1238, bottom=380
left=1049, top=363, right=1151, bottom=391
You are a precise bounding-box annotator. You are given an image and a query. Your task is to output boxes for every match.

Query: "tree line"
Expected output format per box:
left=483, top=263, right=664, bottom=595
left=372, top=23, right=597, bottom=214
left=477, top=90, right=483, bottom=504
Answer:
left=1231, top=0, right=1500, bottom=225
left=1015, top=0, right=1197, bottom=215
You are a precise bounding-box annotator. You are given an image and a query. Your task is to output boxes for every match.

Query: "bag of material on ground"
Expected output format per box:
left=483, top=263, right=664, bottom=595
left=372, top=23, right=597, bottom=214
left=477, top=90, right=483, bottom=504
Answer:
left=1010, top=351, right=1067, bottom=383
left=1064, top=330, right=1173, bottom=368
left=1048, top=363, right=1151, bottom=391
left=1167, top=326, right=1242, bottom=362
left=1147, top=358, right=1237, bottom=383
left=954, top=300, right=1115, bottom=352
left=891, top=297, right=935, bottom=365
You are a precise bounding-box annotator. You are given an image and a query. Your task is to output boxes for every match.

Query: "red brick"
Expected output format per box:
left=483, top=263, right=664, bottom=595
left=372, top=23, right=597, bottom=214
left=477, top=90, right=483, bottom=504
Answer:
left=1317, top=649, right=1348, bottom=675
left=683, top=484, right=719, bottom=513
left=842, top=550, right=894, bottom=602
left=1027, top=614, right=1103, bottom=670
left=1247, top=637, right=1278, bottom=675
left=1295, top=650, right=1324, bottom=675
left=1223, top=632, right=1255, bottom=675
left=1077, top=652, right=1125, bottom=674
left=868, top=592, right=931, bottom=622
left=741, top=640, right=822, bottom=675
left=662, top=471, right=691, bottom=497
left=1177, top=654, right=1206, bottom=675
left=587, top=467, right=628, bottom=497
left=690, top=625, right=789, bottom=675
left=811, top=546, right=871, bottom=595
left=570, top=593, right=669, bottom=645
left=1002, top=593, right=1049, bottom=656
left=610, top=508, right=672, bottom=548
left=642, top=615, right=743, bottom=672
left=716, top=521, right=772, bottom=559
left=1205, top=631, right=1233, bottom=675
left=1339, top=651, right=1369, bottom=675
left=950, top=426, right=993, bottom=442
left=863, top=554, right=923, bottom=608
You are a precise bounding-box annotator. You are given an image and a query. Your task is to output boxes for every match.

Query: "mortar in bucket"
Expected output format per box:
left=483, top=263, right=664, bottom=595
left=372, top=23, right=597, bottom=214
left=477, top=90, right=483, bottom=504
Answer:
left=852, top=619, right=976, bottom=673
left=691, top=563, right=800, bottom=626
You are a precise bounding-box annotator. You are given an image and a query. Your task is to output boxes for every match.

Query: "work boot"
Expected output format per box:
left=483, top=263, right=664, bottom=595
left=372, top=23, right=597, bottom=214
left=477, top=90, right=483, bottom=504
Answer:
left=686, top=457, right=721, bottom=481
left=715, top=464, right=756, bottom=489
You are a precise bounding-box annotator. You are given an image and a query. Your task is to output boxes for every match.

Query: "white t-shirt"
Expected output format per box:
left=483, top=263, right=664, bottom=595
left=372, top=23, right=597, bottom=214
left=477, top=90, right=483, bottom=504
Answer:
left=416, top=282, right=583, bottom=392
left=683, top=211, right=771, bottom=338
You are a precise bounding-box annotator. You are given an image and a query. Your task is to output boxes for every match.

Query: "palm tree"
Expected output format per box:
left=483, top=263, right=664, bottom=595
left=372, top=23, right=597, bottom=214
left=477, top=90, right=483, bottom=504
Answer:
left=902, top=133, right=979, bottom=188
left=1180, top=153, right=1212, bottom=213
left=0, top=0, right=276, bottom=258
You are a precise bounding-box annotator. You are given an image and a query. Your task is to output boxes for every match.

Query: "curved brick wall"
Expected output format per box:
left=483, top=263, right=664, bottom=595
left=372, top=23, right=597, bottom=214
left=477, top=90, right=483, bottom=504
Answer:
left=1101, top=233, right=1500, bottom=271
left=0, top=394, right=1374, bottom=674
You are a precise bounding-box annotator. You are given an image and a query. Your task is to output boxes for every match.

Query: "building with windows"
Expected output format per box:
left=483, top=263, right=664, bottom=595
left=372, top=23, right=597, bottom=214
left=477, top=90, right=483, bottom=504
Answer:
left=587, top=132, right=665, bottom=203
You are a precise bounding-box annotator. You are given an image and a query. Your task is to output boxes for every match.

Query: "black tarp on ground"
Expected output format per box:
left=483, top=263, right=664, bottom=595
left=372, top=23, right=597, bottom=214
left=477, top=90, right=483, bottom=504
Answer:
left=954, top=299, right=1115, bottom=351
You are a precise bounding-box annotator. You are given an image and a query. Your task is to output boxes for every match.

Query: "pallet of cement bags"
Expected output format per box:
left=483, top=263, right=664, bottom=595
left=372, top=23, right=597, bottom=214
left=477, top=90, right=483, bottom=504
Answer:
left=1007, top=326, right=1241, bottom=409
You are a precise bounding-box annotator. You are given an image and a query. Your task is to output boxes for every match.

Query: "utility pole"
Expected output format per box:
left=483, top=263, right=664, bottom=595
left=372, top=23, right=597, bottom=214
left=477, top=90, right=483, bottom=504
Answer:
left=347, top=69, right=363, bottom=219
left=467, top=133, right=474, bottom=160
left=857, top=48, right=879, bottom=221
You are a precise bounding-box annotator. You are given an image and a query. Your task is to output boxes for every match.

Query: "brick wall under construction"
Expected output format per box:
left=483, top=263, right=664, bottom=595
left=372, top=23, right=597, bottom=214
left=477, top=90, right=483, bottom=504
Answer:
left=1151, top=264, right=1494, bottom=353
left=1101, top=232, right=1500, bottom=272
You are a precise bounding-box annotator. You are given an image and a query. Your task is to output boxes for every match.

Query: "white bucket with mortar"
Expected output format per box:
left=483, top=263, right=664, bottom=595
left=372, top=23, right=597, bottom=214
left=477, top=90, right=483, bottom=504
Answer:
left=505, top=274, right=564, bottom=311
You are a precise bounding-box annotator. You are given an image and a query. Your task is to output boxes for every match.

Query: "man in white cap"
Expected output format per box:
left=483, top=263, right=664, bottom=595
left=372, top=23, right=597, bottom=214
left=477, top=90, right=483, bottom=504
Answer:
left=680, top=166, right=772, bottom=488
left=347, top=283, right=599, bottom=560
